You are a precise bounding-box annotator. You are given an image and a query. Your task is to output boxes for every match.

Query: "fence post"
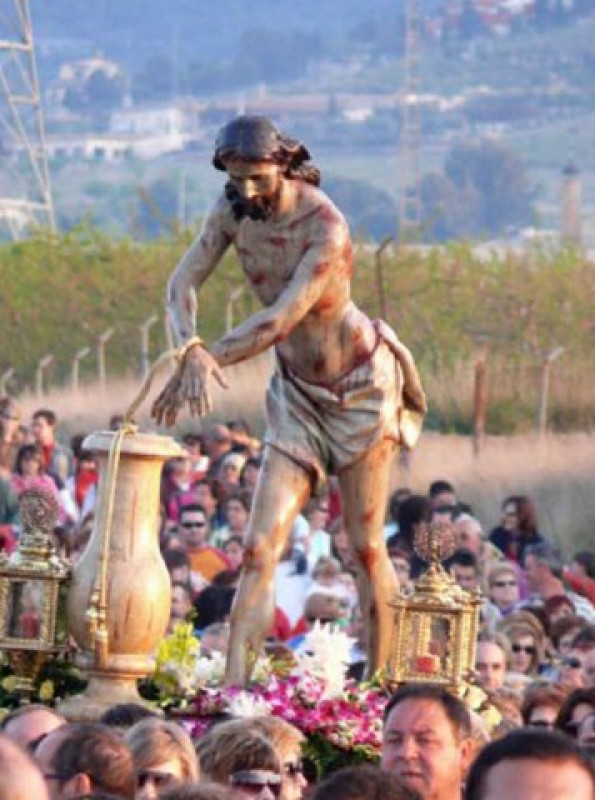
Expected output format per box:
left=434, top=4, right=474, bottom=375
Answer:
left=473, top=341, right=489, bottom=458
left=97, top=328, right=114, bottom=390
left=537, top=346, right=564, bottom=438
left=71, top=346, right=91, bottom=393
left=374, top=236, right=392, bottom=321
left=36, top=355, right=54, bottom=398
left=140, top=315, right=159, bottom=376
left=0, top=368, right=14, bottom=396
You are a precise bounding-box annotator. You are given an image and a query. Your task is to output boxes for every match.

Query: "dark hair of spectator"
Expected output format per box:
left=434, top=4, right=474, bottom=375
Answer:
left=14, top=443, right=45, bottom=476
left=312, top=765, right=421, bottom=800
left=194, top=585, right=236, bottom=629
left=464, top=728, right=595, bottom=800
left=32, top=408, right=57, bottom=426
left=396, top=495, right=432, bottom=547
left=99, top=703, right=158, bottom=730
left=450, top=549, right=479, bottom=570
left=428, top=480, right=455, bottom=499
left=572, top=625, right=595, bottom=652
left=556, top=688, right=595, bottom=734
left=521, top=682, right=569, bottom=725
left=549, top=616, right=587, bottom=650
left=179, top=503, right=208, bottom=519
left=573, top=551, right=595, bottom=580
left=384, top=683, right=471, bottom=740
left=163, top=549, right=191, bottom=572
left=50, top=723, right=135, bottom=800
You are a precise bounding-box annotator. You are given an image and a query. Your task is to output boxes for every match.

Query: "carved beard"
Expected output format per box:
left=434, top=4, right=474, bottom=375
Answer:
left=225, top=181, right=282, bottom=222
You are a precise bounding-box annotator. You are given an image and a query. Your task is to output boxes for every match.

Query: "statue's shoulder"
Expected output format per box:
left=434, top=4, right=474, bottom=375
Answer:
left=203, top=193, right=238, bottom=236
left=295, top=181, right=348, bottom=232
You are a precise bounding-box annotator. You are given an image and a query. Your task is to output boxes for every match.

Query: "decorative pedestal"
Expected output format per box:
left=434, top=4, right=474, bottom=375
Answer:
left=58, top=430, right=181, bottom=720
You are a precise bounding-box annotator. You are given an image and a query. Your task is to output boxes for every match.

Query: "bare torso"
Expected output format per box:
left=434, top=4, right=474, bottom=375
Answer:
left=168, top=178, right=378, bottom=385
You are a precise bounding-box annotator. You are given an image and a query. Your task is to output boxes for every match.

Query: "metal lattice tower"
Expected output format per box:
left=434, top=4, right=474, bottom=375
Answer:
left=0, top=0, right=55, bottom=239
left=398, top=0, right=422, bottom=242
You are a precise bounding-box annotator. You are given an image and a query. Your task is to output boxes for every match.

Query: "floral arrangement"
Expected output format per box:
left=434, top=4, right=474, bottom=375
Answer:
left=150, top=622, right=388, bottom=777
left=0, top=652, right=87, bottom=712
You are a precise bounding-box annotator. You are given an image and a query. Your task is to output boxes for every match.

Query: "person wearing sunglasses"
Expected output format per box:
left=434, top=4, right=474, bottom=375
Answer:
left=125, top=718, right=199, bottom=800
left=487, top=564, right=520, bottom=617
left=198, top=717, right=307, bottom=800
left=231, top=770, right=283, bottom=800
left=178, top=503, right=230, bottom=584
left=499, top=616, right=545, bottom=677
left=559, top=649, right=586, bottom=688
left=199, top=730, right=283, bottom=797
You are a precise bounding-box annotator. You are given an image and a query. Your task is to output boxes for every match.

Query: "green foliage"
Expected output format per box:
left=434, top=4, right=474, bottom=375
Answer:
left=303, top=731, right=379, bottom=781
left=0, top=654, right=86, bottom=710
left=0, top=224, right=244, bottom=390
left=2, top=227, right=594, bottom=433
left=324, top=177, right=397, bottom=240
left=421, top=139, right=535, bottom=241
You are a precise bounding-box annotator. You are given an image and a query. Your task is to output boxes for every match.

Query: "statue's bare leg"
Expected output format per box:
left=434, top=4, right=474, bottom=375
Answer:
left=338, top=437, right=399, bottom=675
left=225, top=446, right=311, bottom=686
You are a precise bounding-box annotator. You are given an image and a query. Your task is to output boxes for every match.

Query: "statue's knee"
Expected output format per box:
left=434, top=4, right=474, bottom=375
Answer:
left=353, top=543, right=382, bottom=573
left=242, top=539, right=271, bottom=569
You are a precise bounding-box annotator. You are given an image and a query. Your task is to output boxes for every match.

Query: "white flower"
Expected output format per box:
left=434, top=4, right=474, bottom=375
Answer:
left=194, top=652, right=226, bottom=688
left=227, top=691, right=271, bottom=718
left=294, top=622, right=356, bottom=698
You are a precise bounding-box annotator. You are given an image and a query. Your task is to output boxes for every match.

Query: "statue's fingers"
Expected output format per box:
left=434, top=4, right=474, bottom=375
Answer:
left=202, top=388, right=212, bottom=416
left=212, top=365, right=229, bottom=389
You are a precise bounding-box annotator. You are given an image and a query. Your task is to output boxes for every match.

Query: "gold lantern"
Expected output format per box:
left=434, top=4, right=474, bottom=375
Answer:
left=387, top=520, right=482, bottom=691
left=0, top=486, right=70, bottom=699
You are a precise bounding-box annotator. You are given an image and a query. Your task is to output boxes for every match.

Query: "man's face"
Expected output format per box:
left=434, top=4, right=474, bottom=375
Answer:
left=382, top=698, right=472, bottom=800
left=179, top=510, right=209, bottom=549
left=475, top=642, right=506, bottom=691
left=31, top=416, right=53, bottom=446
left=479, top=758, right=593, bottom=800
left=224, top=159, right=284, bottom=221
left=226, top=500, right=249, bottom=532
left=453, top=520, right=481, bottom=554
left=524, top=554, right=542, bottom=592
left=195, top=483, right=215, bottom=516
left=451, top=564, right=478, bottom=592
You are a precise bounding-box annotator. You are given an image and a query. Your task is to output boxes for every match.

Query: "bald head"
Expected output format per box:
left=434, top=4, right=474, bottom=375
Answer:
left=0, top=732, right=48, bottom=800
left=1, top=704, right=65, bottom=750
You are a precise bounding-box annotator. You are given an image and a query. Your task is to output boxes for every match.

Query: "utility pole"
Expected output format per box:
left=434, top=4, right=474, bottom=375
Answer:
left=398, top=0, right=422, bottom=243
left=0, top=0, right=56, bottom=238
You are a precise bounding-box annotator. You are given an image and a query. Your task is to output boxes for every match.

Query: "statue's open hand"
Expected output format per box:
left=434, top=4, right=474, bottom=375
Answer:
left=151, top=344, right=228, bottom=427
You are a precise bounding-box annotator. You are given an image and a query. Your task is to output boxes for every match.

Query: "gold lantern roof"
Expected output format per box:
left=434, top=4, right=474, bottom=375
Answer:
left=0, top=486, right=71, bottom=699
left=387, top=520, right=482, bottom=691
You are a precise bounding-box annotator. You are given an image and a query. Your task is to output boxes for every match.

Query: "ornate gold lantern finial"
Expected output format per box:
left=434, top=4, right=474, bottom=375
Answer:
left=0, top=486, right=70, bottom=700
left=387, top=519, right=482, bottom=691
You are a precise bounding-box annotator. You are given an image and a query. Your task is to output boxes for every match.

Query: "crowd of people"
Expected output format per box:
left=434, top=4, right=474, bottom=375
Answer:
left=1, top=399, right=595, bottom=800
